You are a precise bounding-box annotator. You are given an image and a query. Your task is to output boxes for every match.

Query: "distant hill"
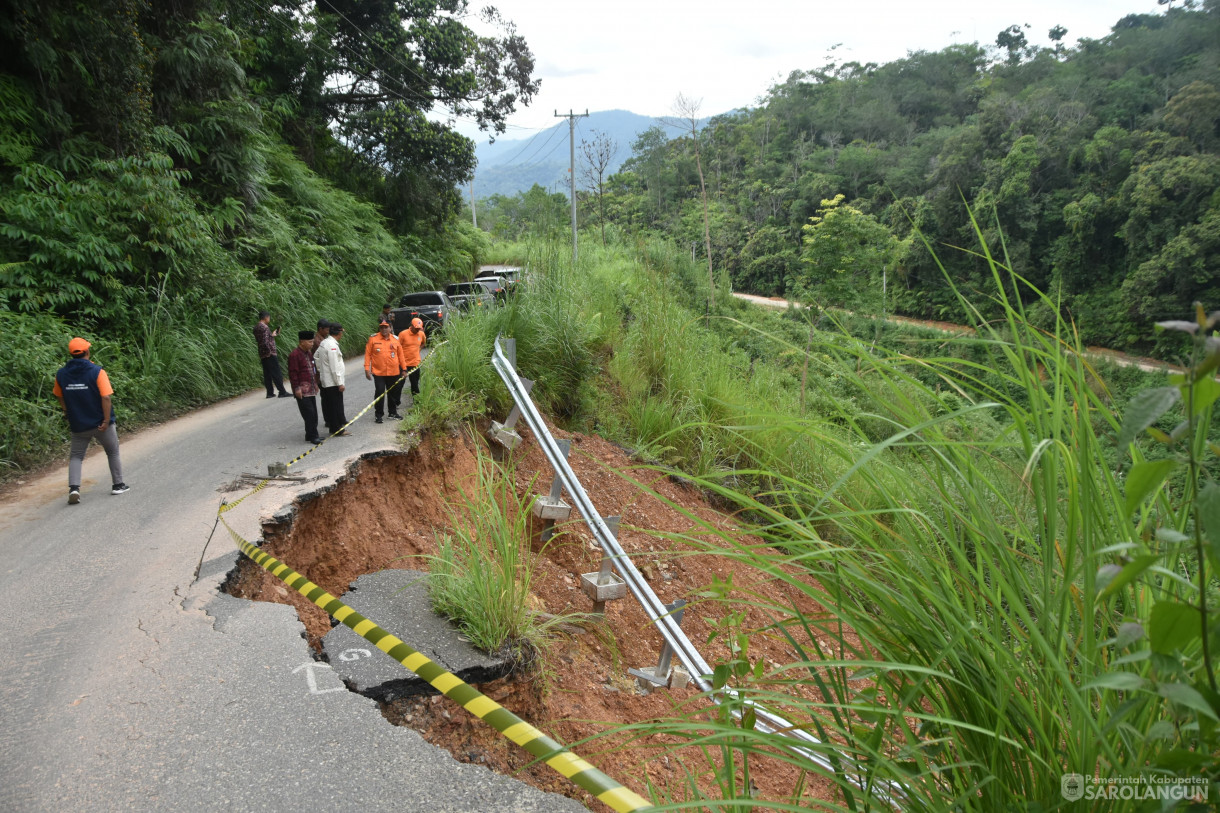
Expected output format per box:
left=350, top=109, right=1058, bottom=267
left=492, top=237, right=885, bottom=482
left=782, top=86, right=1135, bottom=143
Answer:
left=470, top=109, right=687, bottom=200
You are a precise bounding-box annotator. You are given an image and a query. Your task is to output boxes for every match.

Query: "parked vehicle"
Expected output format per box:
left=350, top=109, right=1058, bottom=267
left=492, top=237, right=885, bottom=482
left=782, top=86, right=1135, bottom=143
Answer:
left=393, top=291, right=454, bottom=334
left=476, top=268, right=519, bottom=297
left=444, top=282, right=495, bottom=312
left=473, top=275, right=508, bottom=303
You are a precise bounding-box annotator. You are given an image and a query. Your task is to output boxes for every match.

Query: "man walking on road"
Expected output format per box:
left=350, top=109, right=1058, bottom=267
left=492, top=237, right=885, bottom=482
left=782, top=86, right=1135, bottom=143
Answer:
left=288, top=330, right=324, bottom=444
left=253, top=310, right=291, bottom=398
left=364, top=319, right=404, bottom=424
left=54, top=337, right=129, bottom=503
left=398, top=317, right=427, bottom=405
left=315, top=323, right=350, bottom=437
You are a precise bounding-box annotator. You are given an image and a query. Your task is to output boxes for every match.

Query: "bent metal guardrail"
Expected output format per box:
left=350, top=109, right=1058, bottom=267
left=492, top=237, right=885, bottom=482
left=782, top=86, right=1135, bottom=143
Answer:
left=490, top=338, right=900, bottom=801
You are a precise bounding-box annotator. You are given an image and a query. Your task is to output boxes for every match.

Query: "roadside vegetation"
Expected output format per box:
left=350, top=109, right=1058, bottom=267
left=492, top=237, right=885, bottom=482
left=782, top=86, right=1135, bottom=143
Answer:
left=410, top=226, right=1217, bottom=808
left=0, top=1, right=523, bottom=474
left=6, top=1, right=1217, bottom=807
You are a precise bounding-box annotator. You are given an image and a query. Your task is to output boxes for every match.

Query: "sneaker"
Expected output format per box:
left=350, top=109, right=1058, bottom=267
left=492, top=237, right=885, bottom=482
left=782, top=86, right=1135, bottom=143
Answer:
left=375, top=417, right=383, bottom=424
left=307, top=437, right=325, bottom=445
left=278, top=392, right=293, bottom=398
left=265, top=393, right=276, bottom=399
left=111, top=483, right=131, bottom=495
left=388, top=413, right=402, bottom=420
left=68, top=488, right=80, bottom=505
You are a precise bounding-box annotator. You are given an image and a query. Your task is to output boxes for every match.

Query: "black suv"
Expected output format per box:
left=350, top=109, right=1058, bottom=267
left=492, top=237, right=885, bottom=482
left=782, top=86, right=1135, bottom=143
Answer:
left=394, top=291, right=455, bottom=334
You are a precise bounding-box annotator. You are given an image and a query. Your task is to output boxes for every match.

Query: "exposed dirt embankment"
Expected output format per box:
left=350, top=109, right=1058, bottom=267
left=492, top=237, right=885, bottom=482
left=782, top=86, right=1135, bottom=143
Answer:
left=224, top=420, right=846, bottom=809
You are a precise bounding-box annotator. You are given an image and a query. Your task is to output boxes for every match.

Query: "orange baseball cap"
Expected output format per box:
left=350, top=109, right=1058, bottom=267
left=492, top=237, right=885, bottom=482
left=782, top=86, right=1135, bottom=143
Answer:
left=411, top=318, right=423, bottom=329
left=68, top=337, right=91, bottom=356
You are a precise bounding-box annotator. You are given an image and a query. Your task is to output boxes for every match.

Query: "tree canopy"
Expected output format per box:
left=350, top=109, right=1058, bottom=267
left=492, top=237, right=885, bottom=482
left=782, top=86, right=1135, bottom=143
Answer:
left=568, top=1, right=1220, bottom=353
left=0, top=0, right=530, bottom=466
left=228, top=0, right=539, bottom=227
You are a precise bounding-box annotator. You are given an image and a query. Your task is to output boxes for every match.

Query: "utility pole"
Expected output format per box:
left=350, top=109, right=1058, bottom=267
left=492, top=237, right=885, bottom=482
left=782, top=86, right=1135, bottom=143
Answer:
left=469, top=178, right=477, bottom=228
left=555, top=109, right=588, bottom=268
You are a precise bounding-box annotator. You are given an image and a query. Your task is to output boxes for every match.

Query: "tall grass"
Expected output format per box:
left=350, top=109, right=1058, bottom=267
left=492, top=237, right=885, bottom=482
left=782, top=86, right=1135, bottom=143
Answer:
left=594, top=231, right=1213, bottom=809
left=427, top=445, right=563, bottom=657
left=421, top=229, right=1214, bottom=806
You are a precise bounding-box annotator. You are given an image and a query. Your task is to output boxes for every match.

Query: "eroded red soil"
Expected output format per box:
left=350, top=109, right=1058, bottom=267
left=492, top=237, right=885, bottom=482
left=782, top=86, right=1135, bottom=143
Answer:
left=225, top=420, right=852, bottom=810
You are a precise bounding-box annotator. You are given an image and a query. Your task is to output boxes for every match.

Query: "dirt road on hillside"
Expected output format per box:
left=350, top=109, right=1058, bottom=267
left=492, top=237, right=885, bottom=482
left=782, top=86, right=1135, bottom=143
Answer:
left=733, top=292, right=1180, bottom=375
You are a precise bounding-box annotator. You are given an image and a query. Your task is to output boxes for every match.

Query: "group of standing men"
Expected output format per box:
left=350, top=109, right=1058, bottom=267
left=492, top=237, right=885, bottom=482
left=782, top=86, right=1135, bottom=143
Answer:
left=253, top=309, right=427, bottom=444
left=51, top=308, right=427, bottom=505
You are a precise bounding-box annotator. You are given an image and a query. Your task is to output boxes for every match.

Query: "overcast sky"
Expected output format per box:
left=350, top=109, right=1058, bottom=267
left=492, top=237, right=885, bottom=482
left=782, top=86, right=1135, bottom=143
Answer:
left=453, top=0, right=1164, bottom=143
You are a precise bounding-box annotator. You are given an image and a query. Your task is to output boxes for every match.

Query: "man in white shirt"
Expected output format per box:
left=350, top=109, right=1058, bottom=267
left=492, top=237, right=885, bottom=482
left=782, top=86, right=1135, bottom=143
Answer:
left=313, top=323, right=351, bottom=437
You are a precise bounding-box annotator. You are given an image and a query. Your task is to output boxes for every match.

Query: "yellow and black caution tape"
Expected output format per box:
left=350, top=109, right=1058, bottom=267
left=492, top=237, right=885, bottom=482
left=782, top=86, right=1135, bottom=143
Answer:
left=213, top=344, right=651, bottom=809
left=220, top=350, right=440, bottom=515
left=220, top=522, right=654, bottom=812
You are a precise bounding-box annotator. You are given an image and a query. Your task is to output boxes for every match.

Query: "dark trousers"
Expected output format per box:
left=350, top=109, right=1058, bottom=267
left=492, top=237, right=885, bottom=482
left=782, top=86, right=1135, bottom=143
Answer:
left=319, top=386, right=347, bottom=433
left=260, top=355, right=287, bottom=395
left=407, top=368, right=421, bottom=396
left=373, top=375, right=402, bottom=417
left=295, top=395, right=319, bottom=440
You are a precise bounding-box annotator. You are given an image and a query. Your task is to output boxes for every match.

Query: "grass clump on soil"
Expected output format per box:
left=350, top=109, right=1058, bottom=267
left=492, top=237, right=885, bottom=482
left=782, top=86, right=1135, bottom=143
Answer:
left=427, top=445, right=570, bottom=659
left=405, top=242, right=599, bottom=434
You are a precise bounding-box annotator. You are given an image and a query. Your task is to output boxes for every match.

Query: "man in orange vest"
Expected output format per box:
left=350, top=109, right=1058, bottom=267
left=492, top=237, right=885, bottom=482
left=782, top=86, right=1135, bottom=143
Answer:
left=365, top=319, right=404, bottom=423
left=54, top=337, right=129, bottom=503
left=398, top=317, right=427, bottom=404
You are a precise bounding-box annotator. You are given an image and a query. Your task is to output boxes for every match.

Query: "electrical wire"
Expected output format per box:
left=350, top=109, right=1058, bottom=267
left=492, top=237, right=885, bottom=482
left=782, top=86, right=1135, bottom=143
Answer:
left=230, top=0, right=432, bottom=111
left=487, top=127, right=550, bottom=167
left=509, top=125, right=565, bottom=169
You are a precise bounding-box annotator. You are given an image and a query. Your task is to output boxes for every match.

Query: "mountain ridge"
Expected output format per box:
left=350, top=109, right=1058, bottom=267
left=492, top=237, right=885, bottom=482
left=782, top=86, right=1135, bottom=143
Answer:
left=470, top=108, right=715, bottom=199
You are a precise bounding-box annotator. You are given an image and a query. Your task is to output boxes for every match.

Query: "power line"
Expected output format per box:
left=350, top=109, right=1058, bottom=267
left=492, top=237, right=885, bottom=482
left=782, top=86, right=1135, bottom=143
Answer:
left=314, top=0, right=439, bottom=104
left=312, top=0, right=546, bottom=140
left=230, top=0, right=432, bottom=111
left=493, top=127, right=552, bottom=166
left=511, top=126, right=564, bottom=169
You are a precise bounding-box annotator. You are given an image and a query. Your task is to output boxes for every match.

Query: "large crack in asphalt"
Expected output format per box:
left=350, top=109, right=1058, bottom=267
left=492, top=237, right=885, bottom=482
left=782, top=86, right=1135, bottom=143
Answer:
left=218, top=442, right=516, bottom=702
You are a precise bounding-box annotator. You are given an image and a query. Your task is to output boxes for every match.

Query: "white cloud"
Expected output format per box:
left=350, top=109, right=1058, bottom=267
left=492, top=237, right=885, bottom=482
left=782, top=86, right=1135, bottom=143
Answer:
left=457, top=0, right=1162, bottom=142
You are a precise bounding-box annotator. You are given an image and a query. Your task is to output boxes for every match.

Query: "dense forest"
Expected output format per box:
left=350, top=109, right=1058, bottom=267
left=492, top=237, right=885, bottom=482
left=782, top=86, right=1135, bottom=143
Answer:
left=0, top=0, right=532, bottom=469
left=537, top=2, right=1220, bottom=354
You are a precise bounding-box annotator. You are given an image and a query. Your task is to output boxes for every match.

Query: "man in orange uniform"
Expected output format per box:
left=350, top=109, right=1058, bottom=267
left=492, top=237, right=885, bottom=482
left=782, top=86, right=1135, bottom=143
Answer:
left=364, top=319, right=404, bottom=424
left=397, top=317, right=427, bottom=405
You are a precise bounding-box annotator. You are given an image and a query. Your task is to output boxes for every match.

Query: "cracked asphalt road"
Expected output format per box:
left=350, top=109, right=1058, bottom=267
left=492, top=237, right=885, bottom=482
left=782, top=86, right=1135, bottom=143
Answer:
left=0, top=357, right=585, bottom=813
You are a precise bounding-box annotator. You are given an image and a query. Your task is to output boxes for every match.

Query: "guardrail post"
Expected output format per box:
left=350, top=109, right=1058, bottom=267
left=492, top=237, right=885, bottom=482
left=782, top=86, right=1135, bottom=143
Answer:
left=532, top=439, right=571, bottom=540
left=489, top=341, right=533, bottom=450
left=628, top=599, right=688, bottom=692
left=503, top=337, right=517, bottom=371
left=580, top=516, right=627, bottom=613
